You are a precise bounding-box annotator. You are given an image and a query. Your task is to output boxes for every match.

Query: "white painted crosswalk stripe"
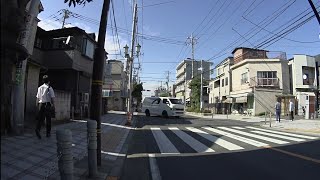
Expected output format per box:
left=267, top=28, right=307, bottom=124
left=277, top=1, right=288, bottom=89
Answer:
left=232, top=127, right=246, bottom=130
left=168, top=127, right=215, bottom=153
left=151, top=128, right=179, bottom=154
left=218, top=127, right=289, bottom=144
left=203, top=127, right=268, bottom=147
left=250, top=130, right=305, bottom=142
left=246, top=126, right=319, bottom=140
left=186, top=127, right=244, bottom=150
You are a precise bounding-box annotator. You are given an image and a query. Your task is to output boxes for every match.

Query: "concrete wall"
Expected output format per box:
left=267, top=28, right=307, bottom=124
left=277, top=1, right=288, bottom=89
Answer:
left=25, top=63, right=40, bottom=127
left=54, top=90, right=71, bottom=120
left=254, top=89, right=282, bottom=115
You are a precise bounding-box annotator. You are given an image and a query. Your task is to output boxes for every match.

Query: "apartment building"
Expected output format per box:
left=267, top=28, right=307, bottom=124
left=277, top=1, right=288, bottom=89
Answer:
left=103, top=60, right=127, bottom=111
left=229, top=47, right=290, bottom=116
left=288, top=54, right=320, bottom=116
left=175, top=59, right=211, bottom=105
left=208, top=57, right=234, bottom=113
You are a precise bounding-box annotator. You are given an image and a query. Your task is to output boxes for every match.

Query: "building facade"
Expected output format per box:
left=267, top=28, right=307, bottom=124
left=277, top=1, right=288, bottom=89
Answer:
left=208, top=57, right=234, bottom=113
left=175, top=59, right=211, bottom=105
left=288, top=54, right=320, bottom=116
left=229, top=47, right=290, bottom=116
left=28, top=26, right=97, bottom=124
left=102, top=60, right=127, bottom=112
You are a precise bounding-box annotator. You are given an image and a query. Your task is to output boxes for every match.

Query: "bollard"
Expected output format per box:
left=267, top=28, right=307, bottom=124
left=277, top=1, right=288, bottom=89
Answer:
left=227, top=109, right=229, bottom=120
left=87, top=120, right=97, bottom=177
left=56, top=129, right=73, bottom=180
left=269, top=112, right=272, bottom=128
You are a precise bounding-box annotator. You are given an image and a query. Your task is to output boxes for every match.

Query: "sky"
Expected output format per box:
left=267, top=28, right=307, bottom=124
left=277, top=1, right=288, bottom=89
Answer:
left=37, top=0, right=320, bottom=97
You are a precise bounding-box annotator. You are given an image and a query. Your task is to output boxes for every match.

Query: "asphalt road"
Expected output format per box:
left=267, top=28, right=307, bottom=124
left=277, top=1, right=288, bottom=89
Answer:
left=121, top=115, right=320, bottom=180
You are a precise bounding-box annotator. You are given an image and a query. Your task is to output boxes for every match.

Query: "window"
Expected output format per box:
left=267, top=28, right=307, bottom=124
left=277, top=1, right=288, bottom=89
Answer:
left=221, top=79, right=224, bottom=87
left=102, top=90, right=113, bottom=97
left=35, top=38, right=42, bottom=48
left=225, top=77, right=228, bottom=86
left=152, top=98, right=161, bottom=104
left=257, top=71, right=277, bottom=86
left=241, top=72, right=248, bottom=84
left=82, top=38, right=95, bottom=59
left=163, top=99, right=169, bottom=104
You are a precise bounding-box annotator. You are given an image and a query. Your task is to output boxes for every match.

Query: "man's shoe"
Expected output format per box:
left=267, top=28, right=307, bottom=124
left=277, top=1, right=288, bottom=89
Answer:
left=35, top=130, right=41, bottom=139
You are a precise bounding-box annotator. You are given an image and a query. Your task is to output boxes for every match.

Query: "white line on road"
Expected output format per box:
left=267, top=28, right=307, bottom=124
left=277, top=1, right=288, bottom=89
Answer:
left=203, top=127, right=268, bottom=147
left=149, top=154, right=162, bottom=180
left=251, top=130, right=305, bottom=142
left=218, top=127, right=289, bottom=144
left=186, top=127, right=244, bottom=150
left=246, top=126, right=319, bottom=139
left=168, top=127, right=215, bottom=153
left=232, top=127, right=246, bottom=130
left=151, top=128, right=180, bottom=154
left=101, top=151, right=126, bottom=157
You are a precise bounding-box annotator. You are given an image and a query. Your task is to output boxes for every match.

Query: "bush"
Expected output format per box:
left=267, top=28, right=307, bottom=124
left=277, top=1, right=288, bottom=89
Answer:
left=257, top=112, right=266, bottom=116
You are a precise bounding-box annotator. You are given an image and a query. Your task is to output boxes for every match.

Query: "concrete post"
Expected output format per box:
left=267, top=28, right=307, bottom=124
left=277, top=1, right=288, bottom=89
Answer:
left=269, top=112, right=272, bottom=127
left=87, top=120, right=97, bottom=177
left=56, top=129, right=73, bottom=180
left=265, top=111, right=267, bottom=125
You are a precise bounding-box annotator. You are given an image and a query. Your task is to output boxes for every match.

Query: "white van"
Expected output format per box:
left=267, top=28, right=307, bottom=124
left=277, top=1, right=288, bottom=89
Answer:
left=141, top=97, right=184, bottom=117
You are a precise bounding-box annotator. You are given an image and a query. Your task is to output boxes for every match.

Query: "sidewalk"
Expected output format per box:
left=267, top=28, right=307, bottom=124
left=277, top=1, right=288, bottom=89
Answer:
left=1, top=113, right=133, bottom=180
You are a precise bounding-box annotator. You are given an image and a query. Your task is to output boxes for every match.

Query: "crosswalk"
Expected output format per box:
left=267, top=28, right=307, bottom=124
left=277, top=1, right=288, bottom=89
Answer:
left=148, top=126, right=319, bottom=155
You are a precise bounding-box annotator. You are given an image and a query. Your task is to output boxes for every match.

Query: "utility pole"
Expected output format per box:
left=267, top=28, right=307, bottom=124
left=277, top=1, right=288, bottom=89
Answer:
left=90, top=0, right=110, bottom=166
left=187, top=34, right=197, bottom=79
left=308, top=0, right=320, bottom=25
left=200, top=60, right=203, bottom=111
left=126, top=0, right=138, bottom=125
left=166, top=71, right=170, bottom=95
left=316, top=61, right=319, bottom=118
left=61, top=9, right=70, bottom=28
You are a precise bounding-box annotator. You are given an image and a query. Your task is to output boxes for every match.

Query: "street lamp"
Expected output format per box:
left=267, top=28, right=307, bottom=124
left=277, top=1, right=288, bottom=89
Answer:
left=124, top=43, right=141, bottom=125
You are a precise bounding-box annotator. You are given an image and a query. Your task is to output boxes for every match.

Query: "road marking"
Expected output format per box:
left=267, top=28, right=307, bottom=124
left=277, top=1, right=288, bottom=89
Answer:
left=148, top=154, right=162, bottom=180
left=101, top=122, right=135, bottom=130
left=264, top=146, right=320, bottom=164
left=251, top=130, right=305, bottom=142
left=203, top=127, right=268, bottom=147
left=186, top=127, right=244, bottom=150
left=232, top=127, right=246, bottom=130
left=246, top=126, right=319, bottom=139
left=101, top=151, right=126, bottom=157
left=151, top=128, right=179, bottom=154
left=168, top=127, right=215, bottom=153
left=218, top=127, right=289, bottom=144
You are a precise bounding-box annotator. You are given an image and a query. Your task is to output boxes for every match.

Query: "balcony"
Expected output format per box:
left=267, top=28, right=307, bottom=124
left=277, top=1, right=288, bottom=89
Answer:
left=250, top=76, right=280, bottom=88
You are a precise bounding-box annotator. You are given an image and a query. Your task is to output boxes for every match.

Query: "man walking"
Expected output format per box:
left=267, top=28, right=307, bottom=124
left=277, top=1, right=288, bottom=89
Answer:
left=275, top=98, right=281, bottom=123
left=289, top=99, right=295, bottom=121
left=35, top=75, right=55, bottom=139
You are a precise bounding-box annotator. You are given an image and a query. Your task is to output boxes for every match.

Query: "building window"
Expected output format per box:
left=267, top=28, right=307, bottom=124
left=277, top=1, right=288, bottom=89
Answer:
left=302, top=66, right=315, bottom=85
left=82, top=38, right=95, bottom=59
left=257, top=71, right=277, bottom=86
left=225, top=77, right=228, bottom=86
left=241, top=72, right=248, bottom=84
left=35, top=38, right=42, bottom=48
left=102, top=90, right=113, bottom=97
left=221, top=79, right=224, bottom=87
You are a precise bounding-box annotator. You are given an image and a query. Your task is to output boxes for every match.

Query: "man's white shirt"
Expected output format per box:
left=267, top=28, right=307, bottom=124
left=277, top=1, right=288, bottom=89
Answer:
left=289, top=101, right=294, bottom=112
left=36, top=83, right=55, bottom=103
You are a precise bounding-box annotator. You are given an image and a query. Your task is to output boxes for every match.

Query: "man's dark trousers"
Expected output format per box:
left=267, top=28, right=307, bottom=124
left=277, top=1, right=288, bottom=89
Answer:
left=290, top=111, right=294, bottom=121
left=36, top=103, right=52, bottom=136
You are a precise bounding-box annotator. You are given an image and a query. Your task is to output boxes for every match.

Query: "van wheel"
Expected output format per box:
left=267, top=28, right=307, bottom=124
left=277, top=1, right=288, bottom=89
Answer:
left=162, top=111, right=168, bottom=118
left=145, top=109, right=150, bottom=116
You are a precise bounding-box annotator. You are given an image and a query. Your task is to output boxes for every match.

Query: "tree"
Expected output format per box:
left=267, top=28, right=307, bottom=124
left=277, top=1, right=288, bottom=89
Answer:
left=188, top=77, right=209, bottom=112
left=132, top=82, right=143, bottom=107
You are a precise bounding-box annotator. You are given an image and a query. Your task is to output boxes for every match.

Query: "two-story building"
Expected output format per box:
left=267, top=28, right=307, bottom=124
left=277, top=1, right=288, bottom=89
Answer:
left=229, top=47, right=290, bottom=116
left=102, top=60, right=127, bottom=111
left=288, top=54, right=320, bottom=116
left=26, top=26, right=97, bottom=126
left=208, top=57, right=234, bottom=113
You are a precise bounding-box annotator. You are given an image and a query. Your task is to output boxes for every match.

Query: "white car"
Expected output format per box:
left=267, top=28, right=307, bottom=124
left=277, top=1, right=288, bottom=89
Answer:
left=141, top=97, right=184, bottom=118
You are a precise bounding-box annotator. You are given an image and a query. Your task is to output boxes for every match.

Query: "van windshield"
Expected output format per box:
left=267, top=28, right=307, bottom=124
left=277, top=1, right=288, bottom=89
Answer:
left=169, top=99, right=183, bottom=104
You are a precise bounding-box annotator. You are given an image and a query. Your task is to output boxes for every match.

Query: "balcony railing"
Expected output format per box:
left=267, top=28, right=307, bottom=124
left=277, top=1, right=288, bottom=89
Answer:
left=250, top=76, right=279, bottom=88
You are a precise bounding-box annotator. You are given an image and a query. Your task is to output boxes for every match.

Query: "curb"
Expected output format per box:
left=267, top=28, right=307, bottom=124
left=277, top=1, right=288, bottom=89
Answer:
left=105, top=115, right=137, bottom=180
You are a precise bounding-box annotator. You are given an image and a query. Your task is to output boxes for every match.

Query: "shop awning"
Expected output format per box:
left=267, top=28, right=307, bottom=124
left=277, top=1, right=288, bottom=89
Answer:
left=235, top=96, right=247, bottom=103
